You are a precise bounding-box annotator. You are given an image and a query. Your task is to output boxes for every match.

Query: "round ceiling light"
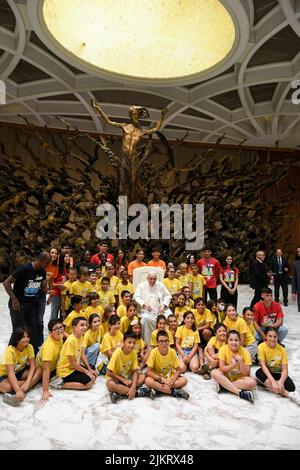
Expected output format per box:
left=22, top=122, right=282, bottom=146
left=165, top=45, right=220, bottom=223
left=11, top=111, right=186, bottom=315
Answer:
left=40, top=0, right=238, bottom=83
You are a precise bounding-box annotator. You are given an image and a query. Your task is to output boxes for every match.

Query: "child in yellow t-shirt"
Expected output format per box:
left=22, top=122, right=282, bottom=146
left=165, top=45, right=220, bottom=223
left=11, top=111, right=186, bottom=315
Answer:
left=100, top=315, right=123, bottom=359
left=117, top=291, right=132, bottom=319
left=83, top=314, right=104, bottom=368
left=106, top=332, right=149, bottom=403
left=224, top=304, right=257, bottom=361
left=84, top=292, right=104, bottom=321
left=120, top=302, right=139, bottom=334
left=255, top=327, right=299, bottom=405
left=127, top=320, right=148, bottom=370
left=63, top=295, right=86, bottom=336
left=199, top=322, right=227, bottom=380
left=150, top=315, right=174, bottom=348
left=101, top=304, right=116, bottom=335
left=69, top=267, right=92, bottom=308
left=98, top=276, right=116, bottom=309
left=190, top=264, right=206, bottom=299
left=163, top=267, right=182, bottom=296
left=167, top=314, right=178, bottom=348
left=193, top=297, right=214, bottom=347
left=174, top=293, right=190, bottom=325
left=56, top=316, right=96, bottom=390
left=211, top=330, right=256, bottom=403
left=36, top=319, right=64, bottom=401
left=61, top=268, right=77, bottom=320
left=89, top=271, right=99, bottom=293
left=182, top=286, right=194, bottom=309
left=115, top=270, right=134, bottom=305
left=0, top=327, right=37, bottom=406
left=206, top=300, right=226, bottom=327
left=242, top=307, right=255, bottom=337
left=105, top=263, right=120, bottom=297
left=175, top=311, right=201, bottom=374
left=145, top=331, right=189, bottom=399
left=178, top=263, right=192, bottom=290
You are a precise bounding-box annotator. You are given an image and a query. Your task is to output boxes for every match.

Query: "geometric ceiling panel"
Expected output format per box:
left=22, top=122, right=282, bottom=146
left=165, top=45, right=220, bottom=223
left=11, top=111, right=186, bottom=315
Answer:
left=249, top=83, right=278, bottom=103
left=1, top=0, right=300, bottom=148
left=253, top=0, right=278, bottom=25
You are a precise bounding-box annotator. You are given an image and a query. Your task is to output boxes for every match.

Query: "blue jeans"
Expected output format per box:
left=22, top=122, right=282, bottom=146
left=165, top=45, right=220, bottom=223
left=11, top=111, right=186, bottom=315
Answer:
left=86, top=343, right=100, bottom=367
left=255, top=325, right=288, bottom=344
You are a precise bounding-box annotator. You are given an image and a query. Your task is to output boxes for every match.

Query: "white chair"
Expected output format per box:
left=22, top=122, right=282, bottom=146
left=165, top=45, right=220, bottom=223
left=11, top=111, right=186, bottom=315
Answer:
left=132, top=266, right=165, bottom=289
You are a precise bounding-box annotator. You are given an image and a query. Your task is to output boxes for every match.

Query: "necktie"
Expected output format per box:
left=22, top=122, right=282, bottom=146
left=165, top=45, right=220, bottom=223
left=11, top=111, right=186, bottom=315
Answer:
left=278, top=257, right=282, bottom=273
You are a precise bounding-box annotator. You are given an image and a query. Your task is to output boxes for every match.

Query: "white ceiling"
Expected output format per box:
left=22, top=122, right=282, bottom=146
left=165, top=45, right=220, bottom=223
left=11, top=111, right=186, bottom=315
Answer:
left=1, top=0, right=300, bottom=148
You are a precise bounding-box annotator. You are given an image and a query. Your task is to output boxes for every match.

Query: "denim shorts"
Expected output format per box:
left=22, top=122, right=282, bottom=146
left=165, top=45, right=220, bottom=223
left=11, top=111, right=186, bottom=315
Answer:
left=182, top=348, right=193, bottom=356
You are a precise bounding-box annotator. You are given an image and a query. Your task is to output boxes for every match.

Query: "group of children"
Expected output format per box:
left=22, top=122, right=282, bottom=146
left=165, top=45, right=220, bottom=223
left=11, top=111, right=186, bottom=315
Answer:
left=1, top=253, right=299, bottom=407
left=1, top=294, right=299, bottom=407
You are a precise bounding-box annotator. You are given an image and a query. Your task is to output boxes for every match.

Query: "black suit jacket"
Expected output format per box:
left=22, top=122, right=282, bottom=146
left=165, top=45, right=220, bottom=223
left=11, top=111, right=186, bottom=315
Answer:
left=270, top=256, right=290, bottom=279
left=250, top=259, right=269, bottom=290
left=292, top=260, right=300, bottom=294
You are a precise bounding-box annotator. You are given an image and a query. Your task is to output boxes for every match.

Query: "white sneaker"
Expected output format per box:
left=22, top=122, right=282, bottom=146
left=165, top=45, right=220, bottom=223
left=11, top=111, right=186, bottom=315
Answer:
left=289, top=391, right=300, bottom=406
left=49, top=376, right=63, bottom=390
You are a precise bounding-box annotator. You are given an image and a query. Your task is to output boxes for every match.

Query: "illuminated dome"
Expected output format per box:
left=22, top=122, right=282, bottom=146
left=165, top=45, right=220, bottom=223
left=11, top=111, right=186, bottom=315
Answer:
left=40, top=0, right=237, bottom=83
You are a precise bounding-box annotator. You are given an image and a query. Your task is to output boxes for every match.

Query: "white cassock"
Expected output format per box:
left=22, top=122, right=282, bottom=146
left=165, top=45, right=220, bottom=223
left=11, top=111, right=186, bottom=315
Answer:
left=133, top=281, right=172, bottom=344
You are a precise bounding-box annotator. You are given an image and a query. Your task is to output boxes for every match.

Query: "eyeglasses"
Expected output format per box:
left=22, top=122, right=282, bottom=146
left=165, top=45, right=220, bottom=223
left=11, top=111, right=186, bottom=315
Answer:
left=157, top=340, right=169, bottom=344
left=52, top=326, right=64, bottom=332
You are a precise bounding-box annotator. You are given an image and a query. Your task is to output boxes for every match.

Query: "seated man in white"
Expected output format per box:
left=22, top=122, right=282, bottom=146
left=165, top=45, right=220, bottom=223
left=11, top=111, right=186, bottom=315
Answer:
left=134, top=272, right=172, bottom=344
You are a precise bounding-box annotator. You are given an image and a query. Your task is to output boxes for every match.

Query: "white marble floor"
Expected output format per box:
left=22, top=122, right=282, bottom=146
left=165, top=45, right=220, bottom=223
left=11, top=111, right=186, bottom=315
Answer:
left=0, top=284, right=300, bottom=450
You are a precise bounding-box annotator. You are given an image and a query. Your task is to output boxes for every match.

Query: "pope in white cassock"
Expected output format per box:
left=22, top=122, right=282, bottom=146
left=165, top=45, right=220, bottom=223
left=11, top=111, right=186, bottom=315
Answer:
left=133, top=272, right=172, bottom=344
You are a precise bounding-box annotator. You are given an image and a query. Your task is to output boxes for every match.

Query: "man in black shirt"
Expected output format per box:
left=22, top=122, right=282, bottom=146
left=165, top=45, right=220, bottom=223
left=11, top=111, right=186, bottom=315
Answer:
left=269, top=248, right=290, bottom=306
left=4, top=252, right=50, bottom=353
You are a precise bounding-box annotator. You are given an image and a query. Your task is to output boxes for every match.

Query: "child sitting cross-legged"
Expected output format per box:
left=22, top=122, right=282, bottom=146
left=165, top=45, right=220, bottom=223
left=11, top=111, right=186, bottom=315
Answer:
left=106, top=332, right=150, bottom=403
left=145, top=331, right=189, bottom=399
left=175, top=311, right=201, bottom=374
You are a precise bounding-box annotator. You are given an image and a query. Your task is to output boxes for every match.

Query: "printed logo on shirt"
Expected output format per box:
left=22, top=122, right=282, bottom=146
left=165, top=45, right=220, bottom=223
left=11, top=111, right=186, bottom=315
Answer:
left=121, top=360, right=133, bottom=379
left=24, top=280, right=42, bottom=297
left=183, top=335, right=194, bottom=348
left=202, top=264, right=213, bottom=277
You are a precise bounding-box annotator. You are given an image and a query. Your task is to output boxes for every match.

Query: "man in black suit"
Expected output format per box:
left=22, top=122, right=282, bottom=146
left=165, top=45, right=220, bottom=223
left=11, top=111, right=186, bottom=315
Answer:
left=292, top=257, right=300, bottom=312
left=269, top=248, right=290, bottom=306
left=250, top=251, right=269, bottom=309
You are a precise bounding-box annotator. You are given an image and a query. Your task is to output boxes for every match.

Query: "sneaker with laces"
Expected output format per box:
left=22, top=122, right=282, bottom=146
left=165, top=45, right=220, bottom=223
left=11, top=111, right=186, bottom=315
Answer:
left=289, top=391, right=300, bottom=406
left=171, top=389, right=189, bottom=400
left=215, top=383, right=225, bottom=393
left=149, top=388, right=157, bottom=399
left=3, top=393, right=20, bottom=407
left=239, top=390, right=254, bottom=403
left=136, top=386, right=151, bottom=398
left=49, top=376, right=63, bottom=390
left=195, top=362, right=210, bottom=376
left=109, top=392, right=121, bottom=403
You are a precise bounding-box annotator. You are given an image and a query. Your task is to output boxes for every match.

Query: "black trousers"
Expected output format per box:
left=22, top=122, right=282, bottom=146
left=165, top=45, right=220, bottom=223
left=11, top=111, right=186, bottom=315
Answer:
left=9, top=300, right=38, bottom=354
left=203, top=287, right=218, bottom=302
left=274, top=275, right=288, bottom=303
left=256, top=368, right=295, bottom=392
left=250, top=289, right=263, bottom=309
left=220, top=285, right=238, bottom=307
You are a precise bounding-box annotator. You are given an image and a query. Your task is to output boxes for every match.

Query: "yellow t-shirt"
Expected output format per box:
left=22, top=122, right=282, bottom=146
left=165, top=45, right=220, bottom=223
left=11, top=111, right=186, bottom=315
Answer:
left=37, top=336, right=63, bottom=372
left=258, top=342, right=288, bottom=373
left=69, top=280, right=92, bottom=298
left=218, top=344, right=252, bottom=382
left=106, top=275, right=120, bottom=295
left=192, top=308, right=214, bottom=328
left=61, top=280, right=76, bottom=311
left=100, top=331, right=124, bottom=357
left=83, top=305, right=104, bottom=321
left=211, top=310, right=226, bottom=328
left=120, top=315, right=139, bottom=334
left=187, top=299, right=194, bottom=309
left=163, top=278, right=182, bottom=295
left=0, top=344, right=35, bottom=377
left=116, top=282, right=134, bottom=304
left=63, top=309, right=87, bottom=335
left=224, top=316, right=255, bottom=346
left=89, top=282, right=99, bottom=294
left=175, top=305, right=190, bottom=325
left=247, top=322, right=255, bottom=337
left=106, top=347, right=138, bottom=381
left=117, top=304, right=127, bottom=319
left=146, top=347, right=180, bottom=378
left=98, top=290, right=116, bottom=309
left=135, top=338, right=145, bottom=355
left=175, top=325, right=200, bottom=349
left=206, top=336, right=226, bottom=353
left=56, top=334, right=84, bottom=378
left=190, top=274, right=206, bottom=299
left=151, top=329, right=174, bottom=347
left=179, top=274, right=191, bottom=288
left=102, top=321, right=109, bottom=335
left=83, top=326, right=104, bottom=349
